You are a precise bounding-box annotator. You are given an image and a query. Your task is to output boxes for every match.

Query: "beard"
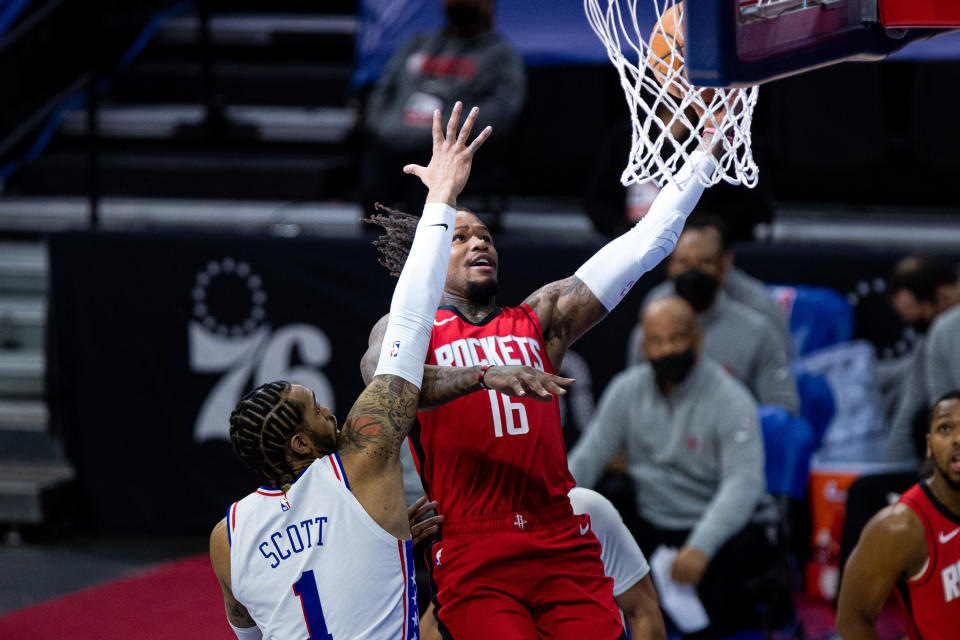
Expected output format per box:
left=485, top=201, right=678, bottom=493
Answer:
left=466, top=279, right=499, bottom=304
left=934, top=459, right=960, bottom=491
left=306, top=428, right=337, bottom=457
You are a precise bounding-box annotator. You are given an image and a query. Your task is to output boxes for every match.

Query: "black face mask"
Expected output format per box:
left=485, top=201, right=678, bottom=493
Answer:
left=674, top=269, right=719, bottom=312
left=911, top=317, right=933, bottom=335
left=650, top=349, right=696, bottom=388
left=445, top=4, right=491, bottom=34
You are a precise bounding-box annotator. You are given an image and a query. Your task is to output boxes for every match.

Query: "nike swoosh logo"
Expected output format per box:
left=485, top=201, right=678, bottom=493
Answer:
left=940, top=527, right=960, bottom=544
left=429, top=223, right=448, bottom=230
left=579, top=523, right=589, bottom=535
left=433, top=316, right=457, bottom=326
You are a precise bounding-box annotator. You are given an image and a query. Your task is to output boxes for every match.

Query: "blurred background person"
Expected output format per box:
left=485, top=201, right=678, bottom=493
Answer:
left=883, top=254, right=959, bottom=464
left=569, top=297, right=779, bottom=638
left=627, top=224, right=799, bottom=414
left=358, top=0, right=526, bottom=216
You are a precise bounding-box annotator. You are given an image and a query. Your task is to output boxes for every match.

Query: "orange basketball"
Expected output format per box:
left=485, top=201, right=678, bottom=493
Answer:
left=648, top=2, right=686, bottom=98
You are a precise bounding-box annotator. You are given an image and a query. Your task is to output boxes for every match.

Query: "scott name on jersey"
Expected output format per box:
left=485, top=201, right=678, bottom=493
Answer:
left=433, top=334, right=547, bottom=371
left=258, top=516, right=328, bottom=569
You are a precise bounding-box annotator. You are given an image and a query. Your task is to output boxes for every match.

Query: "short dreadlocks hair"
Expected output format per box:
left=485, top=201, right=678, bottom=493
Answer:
left=229, top=381, right=305, bottom=489
left=364, top=203, right=418, bottom=277
left=365, top=202, right=481, bottom=277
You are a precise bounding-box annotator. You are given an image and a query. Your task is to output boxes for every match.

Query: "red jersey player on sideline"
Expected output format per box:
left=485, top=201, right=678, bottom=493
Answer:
left=837, top=390, right=960, bottom=640
left=362, top=136, right=723, bottom=638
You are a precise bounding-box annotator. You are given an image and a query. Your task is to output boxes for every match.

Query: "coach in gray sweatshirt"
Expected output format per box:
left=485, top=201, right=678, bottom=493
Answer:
left=570, top=297, right=775, bottom=635
left=626, top=224, right=799, bottom=414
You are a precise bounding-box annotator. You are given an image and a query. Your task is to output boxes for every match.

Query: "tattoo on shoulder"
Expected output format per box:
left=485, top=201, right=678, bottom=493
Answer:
left=337, top=375, right=419, bottom=462
left=527, top=276, right=596, bottom=346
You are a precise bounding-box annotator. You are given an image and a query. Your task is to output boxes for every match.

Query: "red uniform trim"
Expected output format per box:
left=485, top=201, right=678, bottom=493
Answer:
left=329, top=456, right=342, bottom=483
left=397, top=540, right=408, bottom=640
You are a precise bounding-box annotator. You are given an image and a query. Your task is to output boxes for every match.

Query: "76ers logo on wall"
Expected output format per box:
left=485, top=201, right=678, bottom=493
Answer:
left=189, top=258, right=335, bottom=443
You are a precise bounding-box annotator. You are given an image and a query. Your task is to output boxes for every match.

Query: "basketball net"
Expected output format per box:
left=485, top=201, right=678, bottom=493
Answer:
left=584, top=0, right=759, bottom=188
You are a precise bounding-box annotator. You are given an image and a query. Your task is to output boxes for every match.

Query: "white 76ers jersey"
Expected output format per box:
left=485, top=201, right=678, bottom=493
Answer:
left=228, top=454, right=419, bottom=640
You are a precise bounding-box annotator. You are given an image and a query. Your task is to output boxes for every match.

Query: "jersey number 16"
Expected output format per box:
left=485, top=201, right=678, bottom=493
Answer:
left=488, top=390, right=529, bottom=437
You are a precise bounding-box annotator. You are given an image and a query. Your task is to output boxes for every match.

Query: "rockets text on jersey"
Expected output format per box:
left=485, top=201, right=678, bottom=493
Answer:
left=411, top=304, right=576, bottom=521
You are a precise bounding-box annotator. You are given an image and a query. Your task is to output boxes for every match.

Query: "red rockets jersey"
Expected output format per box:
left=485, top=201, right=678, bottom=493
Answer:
left=410, top=304, right=575, bottom=521
left=895, top=483, right=960, bottom=640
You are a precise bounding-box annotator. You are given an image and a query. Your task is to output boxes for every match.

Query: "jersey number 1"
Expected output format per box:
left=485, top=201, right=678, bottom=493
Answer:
left=293, top=570, right=334, bottom=639
left=488, top=390, right=529, bottom=437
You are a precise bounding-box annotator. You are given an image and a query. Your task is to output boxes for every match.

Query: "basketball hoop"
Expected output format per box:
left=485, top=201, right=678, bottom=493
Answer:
left=584, top=0, right=760, bottom=188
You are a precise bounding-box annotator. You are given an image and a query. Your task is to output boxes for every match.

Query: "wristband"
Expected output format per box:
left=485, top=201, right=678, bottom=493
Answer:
left=703, top=127, right=733, bottom=143
left=478, top=365, right=491, bottom=390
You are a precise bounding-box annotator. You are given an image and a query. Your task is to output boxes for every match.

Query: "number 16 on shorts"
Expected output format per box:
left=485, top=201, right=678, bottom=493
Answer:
left=488, top=390, right=529, bottom=437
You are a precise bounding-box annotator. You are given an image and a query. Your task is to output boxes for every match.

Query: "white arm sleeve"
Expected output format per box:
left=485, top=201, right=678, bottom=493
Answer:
left=569, top=487, right=650, bottom=596
left=575, top=150, right=717, bottom=311
left=229, top=623, right=263, bottom=639
left=374, top=203, right=455, bottom=388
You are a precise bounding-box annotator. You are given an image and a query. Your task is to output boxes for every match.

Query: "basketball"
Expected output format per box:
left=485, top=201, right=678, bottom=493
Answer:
left=648, top=2, right=686, bottom=97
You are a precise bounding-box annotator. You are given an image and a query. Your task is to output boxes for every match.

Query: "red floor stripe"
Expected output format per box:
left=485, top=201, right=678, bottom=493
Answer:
left=0, top=554, right=233, bottom=640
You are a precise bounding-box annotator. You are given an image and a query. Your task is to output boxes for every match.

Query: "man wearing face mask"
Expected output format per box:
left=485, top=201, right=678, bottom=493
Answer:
left=569, top=297, right=777, bottom=637
left=626, top=224, right=799, bottom=414
left=882, top=254, right=959, bottom=464
left=360, top=0, right=526, bottom=215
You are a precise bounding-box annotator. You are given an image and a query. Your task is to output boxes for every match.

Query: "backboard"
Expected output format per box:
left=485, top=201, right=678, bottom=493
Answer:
left=684, top=0, right=960, bottom=87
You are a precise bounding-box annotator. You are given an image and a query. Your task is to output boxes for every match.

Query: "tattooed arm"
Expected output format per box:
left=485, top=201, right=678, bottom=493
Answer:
left=337, top=374, right=422, bottom=539
left=209, top=519, right=261, bottom=637
left=361, top=313, right=574, bottom=409
left=523, top=276, right=608, bottom=370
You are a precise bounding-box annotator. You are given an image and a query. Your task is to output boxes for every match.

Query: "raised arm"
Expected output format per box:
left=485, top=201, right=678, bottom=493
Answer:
left=836, top=504, right=927, bottom=640
left=525, top=145, right=720, bottom=368
left=339, top=103, right=490, bottom=538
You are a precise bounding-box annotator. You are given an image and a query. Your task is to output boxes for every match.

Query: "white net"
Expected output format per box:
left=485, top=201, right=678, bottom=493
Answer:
left=584, top=0, right=760, bottom=188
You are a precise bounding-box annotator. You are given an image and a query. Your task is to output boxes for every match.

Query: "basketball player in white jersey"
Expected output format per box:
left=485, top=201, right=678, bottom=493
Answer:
left=208, top=103, right=512, bottom=639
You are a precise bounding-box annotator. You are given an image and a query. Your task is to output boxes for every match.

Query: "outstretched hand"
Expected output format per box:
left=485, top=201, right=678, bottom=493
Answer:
left=403, top=101, right=493, bottom=208
left=482, top=366, right=574, bottom=402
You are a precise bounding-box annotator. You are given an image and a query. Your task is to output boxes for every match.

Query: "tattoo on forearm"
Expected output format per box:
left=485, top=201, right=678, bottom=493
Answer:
left=337, top=376, right=419, bottom=462
left=420, top=366, right=480, bottom=408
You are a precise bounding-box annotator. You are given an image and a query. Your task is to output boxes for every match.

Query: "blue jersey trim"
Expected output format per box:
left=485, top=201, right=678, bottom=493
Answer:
left=226, top=504, right=233, bottom=547
left=334, top=453, right=351, bottom=491
left=257, top=465, right=311, bottom=492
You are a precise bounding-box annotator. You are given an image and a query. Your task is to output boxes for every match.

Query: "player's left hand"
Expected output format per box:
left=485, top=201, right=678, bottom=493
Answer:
left=403, top=101, right=492, bottom=207
left=671, top=546, right=710, bottom=585
left=408, top=496, right=444, bottom=546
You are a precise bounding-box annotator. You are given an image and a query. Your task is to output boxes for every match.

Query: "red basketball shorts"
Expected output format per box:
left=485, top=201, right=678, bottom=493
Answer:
left=429, top=501, right=625, bottom=640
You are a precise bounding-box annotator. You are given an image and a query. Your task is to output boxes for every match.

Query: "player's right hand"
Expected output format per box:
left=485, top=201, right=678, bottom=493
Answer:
left=483, top=366, right=574, bottom=402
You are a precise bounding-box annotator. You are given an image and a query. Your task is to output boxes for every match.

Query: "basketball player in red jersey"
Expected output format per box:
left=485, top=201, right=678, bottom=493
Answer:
left=362, top=136, right=723, bottom=638
left=837, top=390, right=960, bottom=640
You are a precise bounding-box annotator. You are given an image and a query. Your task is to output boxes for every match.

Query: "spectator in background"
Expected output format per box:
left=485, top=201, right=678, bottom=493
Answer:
left=883, top=255, right=959, bottom=463
left=638, top=214, right=792, bottom=352
left=627, top=223, right=799, bottom=414
left=359, top=0, right=526, bottom=215
left=570, top=297, right=778, bottom=637
left=925, top=268, right=960, bottom=405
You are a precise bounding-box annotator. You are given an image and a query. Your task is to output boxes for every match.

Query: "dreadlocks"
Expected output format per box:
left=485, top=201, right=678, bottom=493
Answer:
left=364, top=202, right=418, bottom=277
left=229, top=381, right=304, bottom=490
